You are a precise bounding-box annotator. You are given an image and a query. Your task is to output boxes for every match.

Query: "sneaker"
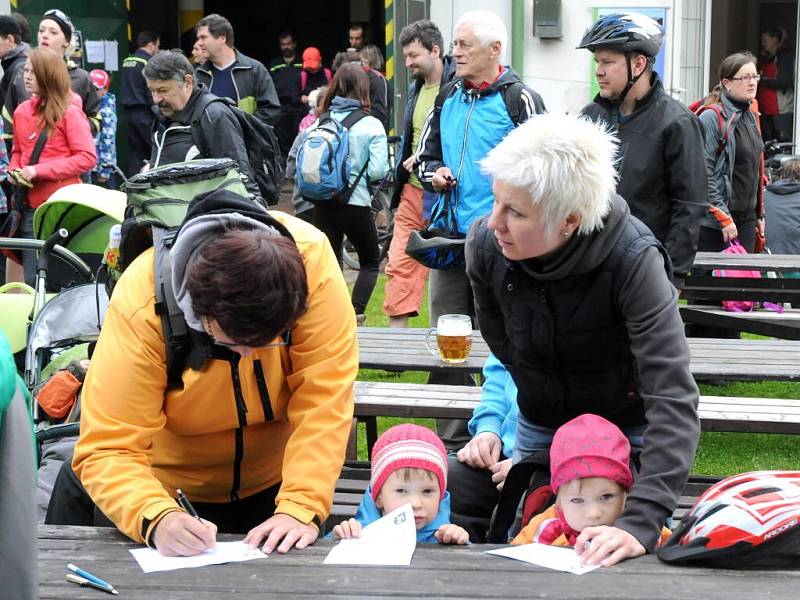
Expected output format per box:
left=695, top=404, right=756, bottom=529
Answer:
left=355, top=313, right=367, bottom=326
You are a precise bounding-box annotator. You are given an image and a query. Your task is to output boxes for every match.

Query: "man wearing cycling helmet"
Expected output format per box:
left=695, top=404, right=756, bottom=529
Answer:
left=580, top=13, right=706, bottom=288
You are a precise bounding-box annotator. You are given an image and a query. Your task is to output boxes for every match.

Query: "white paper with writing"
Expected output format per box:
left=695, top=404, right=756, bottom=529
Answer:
left=486, top=543, right=601, bottom=575
left=324, top=503, right=416, bottom=565
left=84, top=41, right=104, bottom=63
left=130, top=541, right=266, bottom=573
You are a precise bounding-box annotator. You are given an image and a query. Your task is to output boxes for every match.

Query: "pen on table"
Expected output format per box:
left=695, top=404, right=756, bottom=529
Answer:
left=176, top=488, right=202, bottom=521
left=65, top=565, right=118, bottom=595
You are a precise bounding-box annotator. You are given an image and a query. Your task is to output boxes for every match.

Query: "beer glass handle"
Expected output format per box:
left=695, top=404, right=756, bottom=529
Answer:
left=425, top=328, right=439, bottom=358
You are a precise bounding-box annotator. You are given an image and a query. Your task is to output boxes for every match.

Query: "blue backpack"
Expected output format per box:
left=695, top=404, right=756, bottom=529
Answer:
left=296, top=109, right=369, bottom=205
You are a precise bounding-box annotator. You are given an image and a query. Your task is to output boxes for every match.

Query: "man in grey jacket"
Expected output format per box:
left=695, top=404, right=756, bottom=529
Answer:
left=194, top=13, right=280, bottom=127
left=144, top=50, right=259, bottom=197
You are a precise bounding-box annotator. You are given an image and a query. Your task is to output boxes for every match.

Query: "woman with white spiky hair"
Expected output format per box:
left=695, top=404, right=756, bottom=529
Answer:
left=464, top=112, right=700, bottom=566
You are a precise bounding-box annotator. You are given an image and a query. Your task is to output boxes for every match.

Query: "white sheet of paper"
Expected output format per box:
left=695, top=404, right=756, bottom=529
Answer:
left=104, top=41, right=119, bottom=71
left=130, top=541, right=266, bottom=573
left=324, top=503, right=416, bottom=565
left=486, top=543, right=601, bottom=575
left=85, top=41, right=104, bottom=63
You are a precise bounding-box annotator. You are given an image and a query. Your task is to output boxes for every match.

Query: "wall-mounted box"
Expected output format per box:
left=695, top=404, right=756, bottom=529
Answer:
left=534, top=0, right=562, bottom=39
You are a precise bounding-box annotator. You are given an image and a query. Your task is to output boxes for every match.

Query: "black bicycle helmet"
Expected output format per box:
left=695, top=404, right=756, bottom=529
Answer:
left=577, top=12, right=663, bottom=56
left=405, top=228, right=465, bottom=270
left=658, top=471, right=800, bottom=569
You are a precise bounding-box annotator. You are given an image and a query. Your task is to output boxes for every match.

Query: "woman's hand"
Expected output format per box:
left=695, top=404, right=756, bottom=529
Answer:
left=721, top=222, right=738, bottom=243
left=435, top=523, right=469, bottom=545
left=332, top=518, right=363, bottom=540
left=20, top=165, right=37, bottom=182
left=574, top=525, right=646, bottom=567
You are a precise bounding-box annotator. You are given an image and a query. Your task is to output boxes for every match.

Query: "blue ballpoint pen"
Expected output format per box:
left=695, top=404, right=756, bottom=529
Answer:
left=66, top=564, right=118, bottom=595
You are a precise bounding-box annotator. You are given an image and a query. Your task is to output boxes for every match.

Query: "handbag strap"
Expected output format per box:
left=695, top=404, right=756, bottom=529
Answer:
left=28, top=129, right=49, bottom=167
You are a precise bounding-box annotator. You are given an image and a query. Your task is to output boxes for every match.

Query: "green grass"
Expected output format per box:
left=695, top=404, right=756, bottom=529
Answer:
left=353, top=274, right=800, bottom=475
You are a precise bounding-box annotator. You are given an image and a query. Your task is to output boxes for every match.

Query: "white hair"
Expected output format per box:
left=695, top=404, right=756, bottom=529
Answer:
left=455, top=10, right=507, bottom=62
left=480, top=113, right=619, bottom=235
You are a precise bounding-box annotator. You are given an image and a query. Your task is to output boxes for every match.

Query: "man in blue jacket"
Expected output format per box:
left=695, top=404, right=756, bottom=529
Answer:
left=383, top=20, right=455, bottom=328
left=415, top=9, right=545, bottom=449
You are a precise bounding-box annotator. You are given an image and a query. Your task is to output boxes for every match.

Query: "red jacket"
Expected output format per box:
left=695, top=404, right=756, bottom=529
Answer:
left=9, top=94, right=97, bottom=208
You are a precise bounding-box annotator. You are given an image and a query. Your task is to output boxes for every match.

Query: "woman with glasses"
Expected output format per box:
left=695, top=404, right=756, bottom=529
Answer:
left=3, top=9, right=101, bottom=146
left=698, top=52, right=765, bottom=256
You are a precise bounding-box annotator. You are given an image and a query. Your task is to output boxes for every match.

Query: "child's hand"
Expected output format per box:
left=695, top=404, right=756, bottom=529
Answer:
left=332, top=518, right=363, bottom=540
left=434, top=524, right=469, bottom=545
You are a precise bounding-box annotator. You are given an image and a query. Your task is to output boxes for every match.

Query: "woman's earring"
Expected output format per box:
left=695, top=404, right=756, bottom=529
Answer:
left=562, top=230, right=570, bottom=239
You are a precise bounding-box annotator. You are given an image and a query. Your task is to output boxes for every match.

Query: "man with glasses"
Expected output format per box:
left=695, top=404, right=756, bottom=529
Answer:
left=579, top=13, right=706, bottom=287
left=47, top=188, right=358, bottom=557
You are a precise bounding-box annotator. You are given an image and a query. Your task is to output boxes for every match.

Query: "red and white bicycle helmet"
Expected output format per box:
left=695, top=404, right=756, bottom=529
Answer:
left=659, top=471, right=800, bottom=568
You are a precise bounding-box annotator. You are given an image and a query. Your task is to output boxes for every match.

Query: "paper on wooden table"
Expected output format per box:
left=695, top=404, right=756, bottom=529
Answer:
left=486, top=543, right=601, bottom=575
left=324, top=503, right=416, bottom=565
left=130, top=541, right=266, bottom=573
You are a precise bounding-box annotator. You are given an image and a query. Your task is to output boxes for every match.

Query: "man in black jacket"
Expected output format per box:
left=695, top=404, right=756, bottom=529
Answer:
left=120, top=30, right=160, bottom=176
left=579, top=13, right=706, bottom=287
left=0, top=16, right=28, bottom=151
left=194, top=14, right=280, bottom=128
left=144, top=50, right=259, bottom=196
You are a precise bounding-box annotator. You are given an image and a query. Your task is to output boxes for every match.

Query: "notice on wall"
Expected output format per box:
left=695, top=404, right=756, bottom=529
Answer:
left=85, top=40, right=104, bottom=64
left=104, top=40, right=119, bottom=71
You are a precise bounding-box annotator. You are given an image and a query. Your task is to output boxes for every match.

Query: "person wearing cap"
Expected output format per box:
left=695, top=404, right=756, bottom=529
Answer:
left=465, top=112, right=700, bottom=565
left=194, top=13, right=280, bottom=127
left=3, top=9, right=101, bottom=144
left=120, top=30, right=160, bottom=176
left=0, top=15, right=29, bottom=150
left=300, top=47, right=331, bottom=107
left=578, top=13, right=706, bottom=289
left=89, top=69, right=117, bottom=187
left=331, top=424, right=469, bottom=544
left=512, top=414, right=671, bottom=553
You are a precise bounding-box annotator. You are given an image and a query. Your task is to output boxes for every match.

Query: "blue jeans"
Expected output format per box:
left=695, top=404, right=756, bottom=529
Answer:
left=513, top=413, right=646, bottom=464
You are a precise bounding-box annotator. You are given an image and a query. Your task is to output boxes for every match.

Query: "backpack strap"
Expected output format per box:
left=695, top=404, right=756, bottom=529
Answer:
left=338, top=109, right=371, bottom=196
left=502, top=81, right=525, bottom=127
left=697, top=103, right=738, bottom=157
left=190, top=93, right=230, bottom=157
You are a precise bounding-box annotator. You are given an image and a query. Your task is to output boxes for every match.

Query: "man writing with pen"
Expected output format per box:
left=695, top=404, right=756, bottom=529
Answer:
left=46, top=192, right=358, bottom=556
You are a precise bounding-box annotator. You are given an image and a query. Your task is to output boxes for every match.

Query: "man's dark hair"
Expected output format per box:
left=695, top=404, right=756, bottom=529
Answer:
left=349, top=22, right=365, bottom=35
left=136, top=30, right=160, bottom=49
left=398, top=19, right=443, bottom=53
left=196, top=13, right=234, bottom=48
left=143, top=50, right=194, bottom=82
left=331, top=49, right=361, bottom=72
left=278, top=30, right=294, bottom=42
left=0, top=15, right=21, bottom=44
left=187, top=230, right=308, bottom=346
left=10, top=13, right=30, bottom=44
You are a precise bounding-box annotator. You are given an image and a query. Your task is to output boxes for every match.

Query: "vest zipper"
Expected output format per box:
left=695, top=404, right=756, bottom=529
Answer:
left=454, top=92, right=478, bottom=185
left=253, top=359, right=273, bottom=421
left=229, top=354, right=247, bottom=502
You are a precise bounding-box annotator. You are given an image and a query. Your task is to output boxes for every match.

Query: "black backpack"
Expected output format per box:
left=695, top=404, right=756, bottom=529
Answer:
left=191, top=95, right=285, bottom=205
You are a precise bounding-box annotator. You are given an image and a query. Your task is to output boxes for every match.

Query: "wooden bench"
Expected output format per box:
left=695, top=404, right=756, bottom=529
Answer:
left=681, top=305, right=800, bottom=340
left=327, top=381, right=800, bottom=531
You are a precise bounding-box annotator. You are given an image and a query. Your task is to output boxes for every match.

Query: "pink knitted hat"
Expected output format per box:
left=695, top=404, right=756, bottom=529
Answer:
left=370, top=424, right=448, bottom=501
left=550, top=414, right=633, bottom=493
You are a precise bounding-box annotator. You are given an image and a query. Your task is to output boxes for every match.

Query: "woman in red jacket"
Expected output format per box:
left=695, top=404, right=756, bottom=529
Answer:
left=6, top=47, right=96, bottom=285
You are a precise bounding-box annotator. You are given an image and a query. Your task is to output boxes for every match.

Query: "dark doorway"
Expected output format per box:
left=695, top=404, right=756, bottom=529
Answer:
left=128, top=0, right=180, bottom=53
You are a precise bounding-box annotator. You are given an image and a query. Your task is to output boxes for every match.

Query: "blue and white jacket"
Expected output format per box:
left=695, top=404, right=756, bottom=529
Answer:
left=93, top=92, right=117, bottom=180
left=328, top=486, right=454, bottom=543
left=470, top=354, right=519, bottom=459
left=416, top=68, right=546, bottom=235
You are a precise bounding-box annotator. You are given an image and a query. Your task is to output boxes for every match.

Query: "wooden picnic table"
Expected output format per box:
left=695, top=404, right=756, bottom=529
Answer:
left=358, top=328, right=800, bottom=381
left=38, top=525, right=799, bottom=599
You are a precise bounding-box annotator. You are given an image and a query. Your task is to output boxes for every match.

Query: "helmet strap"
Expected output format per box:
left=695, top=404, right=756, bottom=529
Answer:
left=612, top=52, right=646, bottom=107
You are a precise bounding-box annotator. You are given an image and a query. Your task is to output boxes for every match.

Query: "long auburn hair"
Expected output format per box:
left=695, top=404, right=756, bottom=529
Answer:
left=321, top=62, right=371, bottom=113
left=28, top=47, right=71, bottom=131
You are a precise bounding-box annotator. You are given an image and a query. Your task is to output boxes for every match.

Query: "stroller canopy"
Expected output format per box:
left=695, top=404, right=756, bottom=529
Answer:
left=33, top=184, right=126, bottom=254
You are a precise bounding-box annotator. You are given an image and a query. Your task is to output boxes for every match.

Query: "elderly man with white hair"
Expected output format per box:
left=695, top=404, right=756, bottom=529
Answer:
left=414, top=9, right=545, bottom=448
left=465, top=113, right=700, bottom=565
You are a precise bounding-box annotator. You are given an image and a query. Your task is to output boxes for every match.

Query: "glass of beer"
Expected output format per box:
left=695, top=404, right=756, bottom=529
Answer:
left=425, top=314, right=473, bottom=364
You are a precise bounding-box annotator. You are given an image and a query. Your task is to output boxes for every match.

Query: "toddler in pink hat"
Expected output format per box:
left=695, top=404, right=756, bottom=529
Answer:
left=331, top=424, right=469, bottom=544
left=513, top=414, right=634, bottom=547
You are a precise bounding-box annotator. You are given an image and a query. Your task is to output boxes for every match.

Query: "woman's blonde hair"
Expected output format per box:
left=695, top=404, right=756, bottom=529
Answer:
left=480, top=113, right=618, bottom=235
left=28, top=47, right=71, bottom=131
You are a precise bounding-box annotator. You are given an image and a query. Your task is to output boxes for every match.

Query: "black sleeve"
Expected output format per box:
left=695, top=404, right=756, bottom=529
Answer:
left=415, top=86, right=449, bottom=192
left=76, top=71, right=101, bottom=137
left=661, top=112, right=708, bottom=279
left=203, top=104, right=260, bottom=196
left=615, top=246, right=700, bottom=552
left=368, top=73, right=389, bottom=131
left=252, top=63, right=281, bottom=126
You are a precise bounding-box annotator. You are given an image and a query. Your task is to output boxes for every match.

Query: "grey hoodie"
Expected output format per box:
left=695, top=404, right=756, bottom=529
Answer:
left=765, top=179, right=800, bottom=255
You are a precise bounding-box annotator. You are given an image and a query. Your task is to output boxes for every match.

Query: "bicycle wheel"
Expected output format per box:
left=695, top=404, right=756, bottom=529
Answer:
left=342, top=188, right=394, bottom=270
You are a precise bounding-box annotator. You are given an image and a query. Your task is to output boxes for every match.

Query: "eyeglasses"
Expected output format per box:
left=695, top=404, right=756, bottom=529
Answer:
left=202, top=317, right=291, bottom=350
left=731, top=74, right=761, bottom=82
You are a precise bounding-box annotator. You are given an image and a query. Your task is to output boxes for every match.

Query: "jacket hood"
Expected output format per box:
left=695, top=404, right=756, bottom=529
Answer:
left=1, top=41, right=28, bottom=70
left=519, top=193, right=631, bottom=281
left=330, top=96, right=362, bottom=112
left=171, top=213, right=281, bottom=333
left=348, top=487, right=453, bottom=543
left=767, top=179, right=800, bottom=195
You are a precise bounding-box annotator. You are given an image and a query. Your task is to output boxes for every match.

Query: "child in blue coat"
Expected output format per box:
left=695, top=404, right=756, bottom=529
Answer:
left=332, top=424, right=469, bottom=544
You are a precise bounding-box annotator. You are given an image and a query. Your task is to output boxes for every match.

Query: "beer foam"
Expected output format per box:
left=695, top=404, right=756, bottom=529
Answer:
left=438, top=317, right=472, bottom=336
